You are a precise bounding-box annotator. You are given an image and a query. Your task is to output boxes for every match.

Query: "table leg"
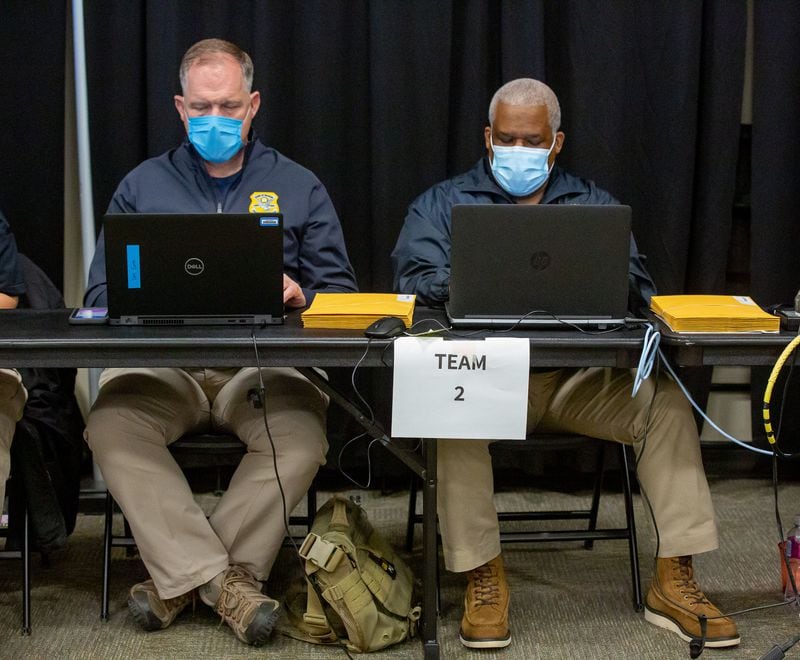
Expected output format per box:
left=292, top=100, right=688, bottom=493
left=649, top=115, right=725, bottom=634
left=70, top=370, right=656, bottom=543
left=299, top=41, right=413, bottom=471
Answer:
left=421, top=438, right=439, bottom=659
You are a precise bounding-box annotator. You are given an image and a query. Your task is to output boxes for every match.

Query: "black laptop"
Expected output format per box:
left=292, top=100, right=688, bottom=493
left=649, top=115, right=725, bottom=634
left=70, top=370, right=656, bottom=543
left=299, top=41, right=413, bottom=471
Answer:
left=103, top=213, right=285, bottom=325
left=445, top=204, right=632, bottom=328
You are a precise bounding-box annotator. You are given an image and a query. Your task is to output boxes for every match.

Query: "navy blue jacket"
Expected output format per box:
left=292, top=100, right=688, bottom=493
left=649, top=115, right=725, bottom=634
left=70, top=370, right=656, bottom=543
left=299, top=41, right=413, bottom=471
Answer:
left=86, top=137, right=357, bottom=306
left=391, top=158, right=656, bottom=310
left=0, top=211, right=25, bottom=298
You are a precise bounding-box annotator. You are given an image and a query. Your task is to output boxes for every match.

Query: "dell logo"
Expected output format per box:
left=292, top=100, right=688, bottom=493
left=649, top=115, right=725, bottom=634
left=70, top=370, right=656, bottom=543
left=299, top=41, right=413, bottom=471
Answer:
left=530, top=251, right=551, bottom=271
left=184, top=258, right=205, bottom=276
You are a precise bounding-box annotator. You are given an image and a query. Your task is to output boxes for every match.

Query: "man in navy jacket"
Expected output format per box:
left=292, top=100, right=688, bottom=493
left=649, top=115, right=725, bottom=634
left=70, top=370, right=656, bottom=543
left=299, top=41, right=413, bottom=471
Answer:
left=84, top=39, right=356, bottom=647
left=392, top=78, right=738, bottom=651
left=0, top=212, right=27, bottom=516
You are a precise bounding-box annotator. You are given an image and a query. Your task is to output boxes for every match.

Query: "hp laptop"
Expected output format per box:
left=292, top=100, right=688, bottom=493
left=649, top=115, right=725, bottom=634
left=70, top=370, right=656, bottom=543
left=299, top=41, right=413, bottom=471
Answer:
left=446, top=204, right=632, bottom=328
left=104, top=213, right=284, bottom=325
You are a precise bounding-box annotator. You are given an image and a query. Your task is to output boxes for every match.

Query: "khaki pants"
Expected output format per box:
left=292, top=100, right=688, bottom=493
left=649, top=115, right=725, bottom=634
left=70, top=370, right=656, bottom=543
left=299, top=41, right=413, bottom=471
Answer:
left=437, top=367, right=718, bottom=573
left=85, top=366, right=328, bottom=599
left=0, top=368, right=27, bottom=508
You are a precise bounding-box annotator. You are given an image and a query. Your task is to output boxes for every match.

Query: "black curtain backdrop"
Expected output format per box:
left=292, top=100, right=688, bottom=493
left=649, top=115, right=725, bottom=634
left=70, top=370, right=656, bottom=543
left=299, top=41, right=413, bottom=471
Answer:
left=750, top=0, right=800, bottom=450
left=0, top=2, right=66, bottom=289
left=82, top=0, right=747, bottom=297
left=752, top=0, right=800, bottom=307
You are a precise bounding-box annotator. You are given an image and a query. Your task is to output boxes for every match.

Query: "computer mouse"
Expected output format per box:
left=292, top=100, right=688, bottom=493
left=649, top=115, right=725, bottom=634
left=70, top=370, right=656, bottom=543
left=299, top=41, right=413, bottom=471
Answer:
left=364, top=316, right=406, bottom=339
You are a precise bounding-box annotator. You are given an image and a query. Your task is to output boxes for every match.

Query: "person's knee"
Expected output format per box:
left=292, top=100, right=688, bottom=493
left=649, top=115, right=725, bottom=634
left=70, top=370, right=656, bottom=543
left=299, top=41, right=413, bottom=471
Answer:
left=0, top=372, right=24, bottom=420
left=255, top=392, right=327, bottom=440
left=85, top=390, right=171, bottom=454
left=240, top=407, right=327, bottom=463
left=260, top=370, right=329, bottom=413
left=629, top=379, right=698, bottom=451
left=651, top=379, right=695, bottom=425
left=280, top=424, right=328, bottom=466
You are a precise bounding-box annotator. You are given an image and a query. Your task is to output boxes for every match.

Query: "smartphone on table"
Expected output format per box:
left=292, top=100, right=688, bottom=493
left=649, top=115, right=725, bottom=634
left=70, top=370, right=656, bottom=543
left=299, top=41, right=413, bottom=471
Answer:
left=68, top=307, right=109, bottom=324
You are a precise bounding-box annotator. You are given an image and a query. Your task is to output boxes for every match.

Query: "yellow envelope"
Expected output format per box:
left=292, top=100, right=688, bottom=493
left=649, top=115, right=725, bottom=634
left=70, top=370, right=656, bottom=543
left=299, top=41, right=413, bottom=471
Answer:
left=301, top=293, right=416, bottom=329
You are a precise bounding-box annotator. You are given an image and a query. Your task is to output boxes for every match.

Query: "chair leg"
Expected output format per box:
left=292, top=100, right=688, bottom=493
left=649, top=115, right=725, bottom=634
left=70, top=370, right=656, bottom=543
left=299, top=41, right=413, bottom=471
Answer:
left=584, top=443, right=607, bottom=550
left=21, top=503, right=30, bottom=635
left=620, top=445, right=643, bottom=611
left=405, top=477, right=418, bottom=552
left=284, top=485, right=318, bottom=546
left=101, top=491, right=113, bottom=622
left=307, top=487, right=317, bottom=533
left=123, top=517, right=136, bottom=557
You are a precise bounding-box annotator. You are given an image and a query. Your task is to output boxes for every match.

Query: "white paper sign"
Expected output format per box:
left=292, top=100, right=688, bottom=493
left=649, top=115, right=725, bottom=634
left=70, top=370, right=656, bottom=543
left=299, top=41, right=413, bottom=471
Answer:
left=391, top=337, right=530, bottom=439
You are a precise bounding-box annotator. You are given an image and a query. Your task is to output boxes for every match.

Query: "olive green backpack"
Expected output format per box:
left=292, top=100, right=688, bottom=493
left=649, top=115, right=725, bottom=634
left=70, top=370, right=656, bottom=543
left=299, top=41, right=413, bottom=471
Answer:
left=284, top=495, right=421, bottom=652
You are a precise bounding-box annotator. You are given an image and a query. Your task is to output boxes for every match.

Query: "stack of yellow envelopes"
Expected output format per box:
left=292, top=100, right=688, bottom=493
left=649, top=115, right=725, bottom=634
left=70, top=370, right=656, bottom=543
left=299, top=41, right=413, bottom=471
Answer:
left=650, top=294, right=779, bottom=333
left=301, top=293, right=416, bottom=329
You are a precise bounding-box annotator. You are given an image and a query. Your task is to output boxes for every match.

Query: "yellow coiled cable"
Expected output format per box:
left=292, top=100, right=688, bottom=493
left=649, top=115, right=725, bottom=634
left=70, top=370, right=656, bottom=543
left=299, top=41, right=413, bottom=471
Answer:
left=763, top=334, right=800, bottom=446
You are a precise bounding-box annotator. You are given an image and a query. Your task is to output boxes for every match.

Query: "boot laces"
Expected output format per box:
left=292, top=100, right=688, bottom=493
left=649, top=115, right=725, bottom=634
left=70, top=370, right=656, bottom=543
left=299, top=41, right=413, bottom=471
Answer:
left=673, top=557, right=711, bottom=607
left=216, top=565, right=268, bottom=627
left=470, top=563, right=501, bottom=607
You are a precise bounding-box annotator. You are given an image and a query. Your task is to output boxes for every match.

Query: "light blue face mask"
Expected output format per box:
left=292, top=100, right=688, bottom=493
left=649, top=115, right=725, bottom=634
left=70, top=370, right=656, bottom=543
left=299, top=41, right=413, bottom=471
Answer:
left=489, top=133, right=557, bottom=197
left=187, top=113, right=246, bottom=163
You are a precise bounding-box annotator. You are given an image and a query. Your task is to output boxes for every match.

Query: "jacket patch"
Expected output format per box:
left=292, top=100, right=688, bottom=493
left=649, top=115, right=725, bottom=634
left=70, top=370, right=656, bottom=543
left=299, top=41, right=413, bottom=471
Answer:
left=249, top=192, right=280, bottom=213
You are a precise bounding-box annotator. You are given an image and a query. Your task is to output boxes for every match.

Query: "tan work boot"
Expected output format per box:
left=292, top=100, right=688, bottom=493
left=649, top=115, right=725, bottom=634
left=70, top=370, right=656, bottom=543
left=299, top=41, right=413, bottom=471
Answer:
left=459, top=553, right=511, bottom=649
left=214, top=565, right=280, bottom=646
left=127, top=579, right=195, bottom=631
left=645, top=556, right=740, bottom=647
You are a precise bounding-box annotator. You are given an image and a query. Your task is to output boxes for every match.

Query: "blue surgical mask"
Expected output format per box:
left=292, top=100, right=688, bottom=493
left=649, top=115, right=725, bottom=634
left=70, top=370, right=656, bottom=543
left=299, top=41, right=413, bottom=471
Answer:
left=490, top=133, right=557, bottom=197
left=187, top=114, right=246, bottom=163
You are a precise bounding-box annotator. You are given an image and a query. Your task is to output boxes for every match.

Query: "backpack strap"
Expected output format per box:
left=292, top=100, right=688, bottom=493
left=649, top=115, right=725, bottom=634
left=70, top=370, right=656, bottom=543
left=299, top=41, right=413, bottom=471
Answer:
left=297, top=531, right=348, bottom=643
left=302, top=581, right=339, bottom=643
left=282, top=580, right=339, bottom=645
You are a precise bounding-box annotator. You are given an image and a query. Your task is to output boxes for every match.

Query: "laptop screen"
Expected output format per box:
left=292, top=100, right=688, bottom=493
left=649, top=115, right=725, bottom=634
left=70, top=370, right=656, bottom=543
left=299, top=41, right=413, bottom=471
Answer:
left=104, top=213, right=284, bottom=325
left=446, top=204, right=632, bottom=327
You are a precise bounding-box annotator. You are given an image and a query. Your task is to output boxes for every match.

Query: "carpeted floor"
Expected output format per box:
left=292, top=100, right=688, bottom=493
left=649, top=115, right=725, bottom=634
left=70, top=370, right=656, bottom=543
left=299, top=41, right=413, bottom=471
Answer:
left=1, top=477, right=799, bottom=659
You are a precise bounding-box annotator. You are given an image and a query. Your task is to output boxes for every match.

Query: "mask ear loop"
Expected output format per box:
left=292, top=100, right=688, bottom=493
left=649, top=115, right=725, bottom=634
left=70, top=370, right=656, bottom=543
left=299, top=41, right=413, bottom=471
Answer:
left=545, top=136, right=558, bottom=175
left=489, top=130, right=498, bottom=167
left=547, top=132, right=561, bottom=171
left=242, top=105, right=252, bottom=144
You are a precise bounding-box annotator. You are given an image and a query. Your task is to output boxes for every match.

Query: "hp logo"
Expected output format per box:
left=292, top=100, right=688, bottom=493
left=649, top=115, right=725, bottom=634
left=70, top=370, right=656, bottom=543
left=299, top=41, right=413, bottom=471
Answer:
left=530, top=251, right=551, bottom=271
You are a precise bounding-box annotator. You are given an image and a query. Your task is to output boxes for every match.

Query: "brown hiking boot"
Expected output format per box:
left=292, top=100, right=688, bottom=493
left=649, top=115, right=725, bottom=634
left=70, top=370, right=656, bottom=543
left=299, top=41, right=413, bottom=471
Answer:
left=645, top=556, right=740, bottom=647
left=214, top=565, right=280, bottom=646
left=459, top=554, right=511, bottom=649
left=127, top=579, right=195, bottom=631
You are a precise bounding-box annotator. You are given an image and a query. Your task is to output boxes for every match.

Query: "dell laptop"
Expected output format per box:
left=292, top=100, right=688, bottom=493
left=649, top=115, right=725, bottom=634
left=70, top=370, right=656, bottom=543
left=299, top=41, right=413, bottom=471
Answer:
left=103, top=213, right=284, bottom=325
left=446, top=204, right=632, bottom=328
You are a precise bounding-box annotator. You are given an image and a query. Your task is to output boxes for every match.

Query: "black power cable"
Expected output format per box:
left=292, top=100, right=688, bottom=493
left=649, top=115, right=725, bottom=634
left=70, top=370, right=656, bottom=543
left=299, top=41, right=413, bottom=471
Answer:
left=689, top=615, right=707, bottom=658
left=759, top=633, right=800, bottom=660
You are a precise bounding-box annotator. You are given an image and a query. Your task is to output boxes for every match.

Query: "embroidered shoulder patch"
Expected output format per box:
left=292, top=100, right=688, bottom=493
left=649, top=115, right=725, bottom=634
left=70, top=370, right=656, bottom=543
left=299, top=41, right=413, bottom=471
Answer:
left=249, top=192, right=280, bottom=213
